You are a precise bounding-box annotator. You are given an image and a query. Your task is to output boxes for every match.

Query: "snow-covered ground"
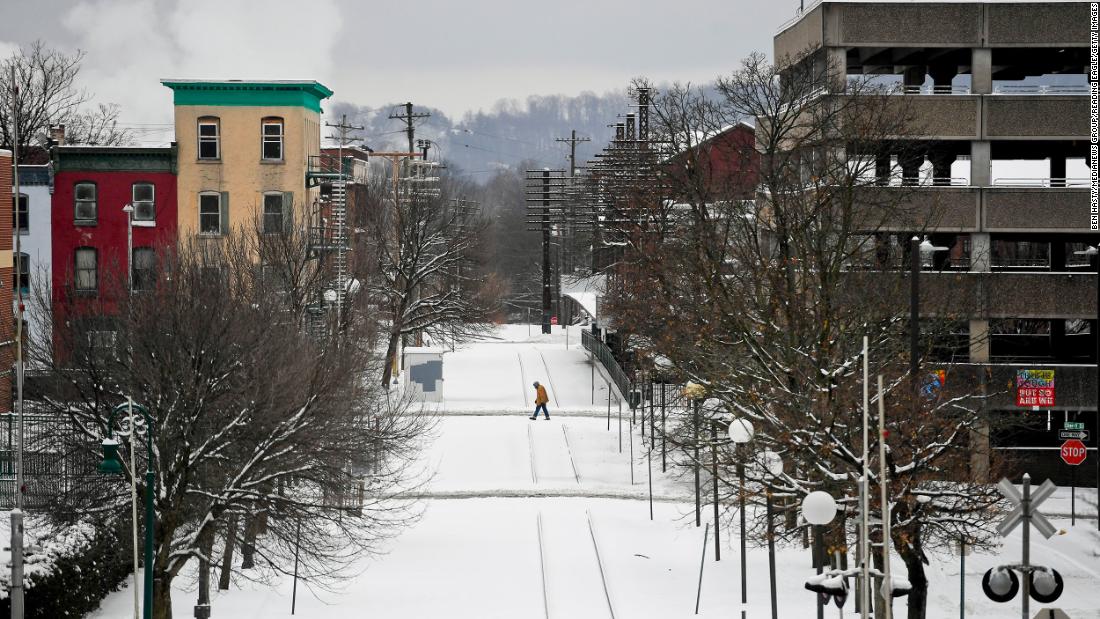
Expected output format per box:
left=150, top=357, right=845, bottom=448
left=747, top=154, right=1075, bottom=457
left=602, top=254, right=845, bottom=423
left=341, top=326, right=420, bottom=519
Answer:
left=91, top=324, right=1100, bottom=618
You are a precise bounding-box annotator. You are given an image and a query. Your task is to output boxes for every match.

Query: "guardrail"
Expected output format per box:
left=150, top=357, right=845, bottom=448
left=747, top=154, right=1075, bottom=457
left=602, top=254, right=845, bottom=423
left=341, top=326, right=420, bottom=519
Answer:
left=992, top=84, right=1090, bottom=95
left=992, top=178, right=1091, bottom=187
left=898, top=85, right=971, bottom=95
left=582, top=329, right=632, bottom=401
left=861, top=83, right=1088, bottom=96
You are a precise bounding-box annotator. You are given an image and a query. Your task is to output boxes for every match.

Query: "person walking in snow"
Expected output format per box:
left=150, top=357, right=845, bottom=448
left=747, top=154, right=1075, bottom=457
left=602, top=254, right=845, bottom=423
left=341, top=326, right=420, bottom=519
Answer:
left=530, top=381, right=550, bottom=420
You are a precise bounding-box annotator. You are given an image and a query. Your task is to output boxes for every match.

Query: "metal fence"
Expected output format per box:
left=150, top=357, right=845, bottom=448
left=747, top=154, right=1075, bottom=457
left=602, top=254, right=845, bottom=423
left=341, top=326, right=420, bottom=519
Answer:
left=582, top=329, right=632, bottom=401
left=0, top=412, right=105, bottom=511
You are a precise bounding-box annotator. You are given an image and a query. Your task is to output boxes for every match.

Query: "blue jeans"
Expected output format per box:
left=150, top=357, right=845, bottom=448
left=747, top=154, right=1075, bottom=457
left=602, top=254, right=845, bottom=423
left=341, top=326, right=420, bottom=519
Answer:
left=533, top=403, right=549, bottom=418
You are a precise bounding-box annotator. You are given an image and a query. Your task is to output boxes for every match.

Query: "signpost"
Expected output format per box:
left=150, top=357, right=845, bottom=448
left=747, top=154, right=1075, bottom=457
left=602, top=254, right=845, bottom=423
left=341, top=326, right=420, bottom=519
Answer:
left=989, top=474, right=1062, bottom=618
left=1016, top=369, right=1055, bottom=408
left=1060, top=439, right=1087, bottom=525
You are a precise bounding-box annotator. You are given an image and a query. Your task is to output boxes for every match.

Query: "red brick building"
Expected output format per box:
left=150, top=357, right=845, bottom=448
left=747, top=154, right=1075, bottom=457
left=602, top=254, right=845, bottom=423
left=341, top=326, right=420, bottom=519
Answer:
left=51, top=147, right=178, bottom=336
left=665, top=122, right=759, bottom=200
left=0, top=151, right=14, bottom=413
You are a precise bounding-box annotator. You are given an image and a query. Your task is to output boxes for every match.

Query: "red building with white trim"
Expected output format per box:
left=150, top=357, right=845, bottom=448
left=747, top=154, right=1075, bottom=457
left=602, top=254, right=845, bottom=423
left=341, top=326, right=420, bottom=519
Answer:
left=51, top=146, right=178, bottom=334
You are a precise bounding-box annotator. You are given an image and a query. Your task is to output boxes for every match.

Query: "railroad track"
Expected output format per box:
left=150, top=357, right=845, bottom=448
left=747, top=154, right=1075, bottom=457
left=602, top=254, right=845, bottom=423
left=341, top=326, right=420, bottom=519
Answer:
left=561, top=424, right=581, bottom=485
left=586, top=509, right=617, bottom=619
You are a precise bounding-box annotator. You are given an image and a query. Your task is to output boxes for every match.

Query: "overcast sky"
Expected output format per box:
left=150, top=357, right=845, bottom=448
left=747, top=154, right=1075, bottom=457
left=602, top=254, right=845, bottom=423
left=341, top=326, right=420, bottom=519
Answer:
left=0, top=0, right=798, bottom=142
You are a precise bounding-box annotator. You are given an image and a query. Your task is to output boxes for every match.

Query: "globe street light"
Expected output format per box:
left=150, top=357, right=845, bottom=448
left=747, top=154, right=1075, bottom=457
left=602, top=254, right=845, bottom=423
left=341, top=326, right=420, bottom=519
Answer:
left=802, top=490, right=838, bottom=619
left=99, top=399, right=155, bottom=619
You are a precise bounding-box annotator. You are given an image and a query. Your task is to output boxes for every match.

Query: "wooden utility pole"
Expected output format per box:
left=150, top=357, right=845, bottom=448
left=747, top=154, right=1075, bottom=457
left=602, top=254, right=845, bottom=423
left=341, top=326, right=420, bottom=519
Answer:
left=555, top=129, right=590, bottom=178
left=389, top=102, right=430, bottom=156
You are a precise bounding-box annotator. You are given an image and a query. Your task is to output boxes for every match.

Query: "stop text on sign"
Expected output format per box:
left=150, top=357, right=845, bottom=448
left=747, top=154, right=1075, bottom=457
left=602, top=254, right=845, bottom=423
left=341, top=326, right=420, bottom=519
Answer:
left=1061, top=439, right=1087, bottom=466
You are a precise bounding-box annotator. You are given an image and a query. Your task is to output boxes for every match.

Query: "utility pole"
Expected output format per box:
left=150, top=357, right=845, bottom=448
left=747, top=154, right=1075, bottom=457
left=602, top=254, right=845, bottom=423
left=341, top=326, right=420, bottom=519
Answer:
left=323, top=114, right=364, bottom=327
left=555, top=130, right=590, bottom=178
left=389, top=102, right=430, bottom=157
left=553, top=130, right=590, bottom=324
left=9, top=63, right=25, bottom=619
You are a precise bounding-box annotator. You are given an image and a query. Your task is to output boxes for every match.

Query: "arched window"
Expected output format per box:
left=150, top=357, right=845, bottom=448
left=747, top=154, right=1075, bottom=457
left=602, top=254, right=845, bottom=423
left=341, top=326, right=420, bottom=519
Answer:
left=198, top=116, right=220, bottom=159
left=261, top=117, right=283, bottom=161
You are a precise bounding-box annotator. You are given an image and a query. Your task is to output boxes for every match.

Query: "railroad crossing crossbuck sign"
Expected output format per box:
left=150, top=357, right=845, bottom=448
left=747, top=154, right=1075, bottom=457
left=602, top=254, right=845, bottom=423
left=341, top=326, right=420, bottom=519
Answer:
left=986, top=475, right=1065, bottom=612
left=996, top=477, right=1057, bottom=540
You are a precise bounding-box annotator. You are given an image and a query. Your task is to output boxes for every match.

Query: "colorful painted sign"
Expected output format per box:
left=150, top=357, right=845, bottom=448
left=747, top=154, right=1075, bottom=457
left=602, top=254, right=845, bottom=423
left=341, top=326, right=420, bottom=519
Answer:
left=1016, top=369, right=1055, bottom=408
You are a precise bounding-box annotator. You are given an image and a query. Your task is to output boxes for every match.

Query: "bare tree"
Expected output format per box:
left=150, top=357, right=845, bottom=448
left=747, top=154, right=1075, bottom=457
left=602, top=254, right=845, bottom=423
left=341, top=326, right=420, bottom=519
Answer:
left=366, top=166, right=500, bottom=386
left=29, top=232, right=431, bottom=619
left=603, top=52, right=1005, bottom=619
left=0, top=41, right=131, bottom=152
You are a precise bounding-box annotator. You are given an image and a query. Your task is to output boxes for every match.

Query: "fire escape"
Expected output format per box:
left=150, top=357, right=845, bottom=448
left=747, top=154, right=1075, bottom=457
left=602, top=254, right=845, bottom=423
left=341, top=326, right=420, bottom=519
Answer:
left=306, top=153, right=352, bottom=335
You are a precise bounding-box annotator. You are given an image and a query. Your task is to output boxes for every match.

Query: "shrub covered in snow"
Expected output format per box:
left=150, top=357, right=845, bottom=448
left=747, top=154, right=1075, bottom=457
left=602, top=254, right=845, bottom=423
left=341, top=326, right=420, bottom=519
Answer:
left=0, top=514, right=131, bottom=618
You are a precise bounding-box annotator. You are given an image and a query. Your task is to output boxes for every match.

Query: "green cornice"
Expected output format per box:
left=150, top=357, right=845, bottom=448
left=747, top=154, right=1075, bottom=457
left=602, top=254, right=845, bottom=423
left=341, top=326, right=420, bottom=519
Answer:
left=52, top=146, right=178, bottom=174
left=161, top=80, right=333, bottom=113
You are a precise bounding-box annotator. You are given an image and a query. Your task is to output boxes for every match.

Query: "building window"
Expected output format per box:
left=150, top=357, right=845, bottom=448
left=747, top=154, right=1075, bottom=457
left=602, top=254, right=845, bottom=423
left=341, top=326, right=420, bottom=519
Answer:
left=198, top=117, right=220, bottom=159
left=12, top=194, right=28, bottom=233
left=132, top=183, right=155, bottom=222
left=75, top=247, right=97, bottom=292
left=262, top=263, right=288, bottom=292
left=87, top=330, right=117, bottom=350
left=199, top=192, right=222, bottom=235
left=262, top=117, right=283, bottom=161
left=263, top=192, right=284, bottom=233
left=133, top=247, right=156, bottom=291
left=74, top=182, right=97, bottom=223
left=14, top=253, right=28, bottom=294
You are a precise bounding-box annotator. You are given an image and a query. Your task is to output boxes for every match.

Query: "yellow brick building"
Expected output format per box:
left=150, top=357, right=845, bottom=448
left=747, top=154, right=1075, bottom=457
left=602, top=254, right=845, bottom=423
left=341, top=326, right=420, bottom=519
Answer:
left=162, top=80, right=333, bottom=238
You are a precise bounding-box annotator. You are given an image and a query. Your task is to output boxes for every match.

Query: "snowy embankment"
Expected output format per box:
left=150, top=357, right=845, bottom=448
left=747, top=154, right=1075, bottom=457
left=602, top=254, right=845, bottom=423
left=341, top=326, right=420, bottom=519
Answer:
left=91, top=324, right=1100, bottom=618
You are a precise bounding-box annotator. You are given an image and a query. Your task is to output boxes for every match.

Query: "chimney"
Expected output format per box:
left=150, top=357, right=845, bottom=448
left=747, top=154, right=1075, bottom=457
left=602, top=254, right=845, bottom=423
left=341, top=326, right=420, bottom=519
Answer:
left=49, top=124, right=65, bottom=146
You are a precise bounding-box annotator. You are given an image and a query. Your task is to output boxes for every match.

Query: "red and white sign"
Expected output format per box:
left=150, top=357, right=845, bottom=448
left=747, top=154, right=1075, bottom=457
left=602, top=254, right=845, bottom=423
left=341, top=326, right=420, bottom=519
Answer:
left=1016, top=369, right=1055, bottom=408
left=550, top=316, right=558, bottom=326
left=1060, top=439, right=1087, bottom=466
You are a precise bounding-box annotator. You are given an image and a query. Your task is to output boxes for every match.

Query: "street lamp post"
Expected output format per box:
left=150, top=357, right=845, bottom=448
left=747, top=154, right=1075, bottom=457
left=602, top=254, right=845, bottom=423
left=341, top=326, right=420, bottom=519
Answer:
left=99, top=399, right=155, bottom=619
left=761, top=451, right=784, bottom=619
left=910, top=236, right=948, bottom=385
left=123, top=204, right=134, bottom=293
left=682, top=382, right=706, bottom=528
left=1073, top=244, right=1099, bottom=532
left=728, top=417, right=754, bottom=619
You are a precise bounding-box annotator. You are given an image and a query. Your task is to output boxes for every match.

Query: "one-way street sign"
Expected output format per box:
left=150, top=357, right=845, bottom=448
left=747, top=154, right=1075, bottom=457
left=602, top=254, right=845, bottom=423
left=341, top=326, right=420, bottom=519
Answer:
left=1057, top=430, right=1090, bottom=441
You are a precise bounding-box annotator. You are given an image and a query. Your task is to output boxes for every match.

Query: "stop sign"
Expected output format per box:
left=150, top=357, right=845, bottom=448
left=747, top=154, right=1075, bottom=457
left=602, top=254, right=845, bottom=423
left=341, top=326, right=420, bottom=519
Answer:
left=1060, top=439, right=1087, bottom=466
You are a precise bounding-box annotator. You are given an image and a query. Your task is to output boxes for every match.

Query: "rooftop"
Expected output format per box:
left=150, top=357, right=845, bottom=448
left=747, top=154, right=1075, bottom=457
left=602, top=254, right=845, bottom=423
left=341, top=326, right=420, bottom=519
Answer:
left=161, top=80, right=334, bottom=113
left=778, top=0, right=1089, bottom=34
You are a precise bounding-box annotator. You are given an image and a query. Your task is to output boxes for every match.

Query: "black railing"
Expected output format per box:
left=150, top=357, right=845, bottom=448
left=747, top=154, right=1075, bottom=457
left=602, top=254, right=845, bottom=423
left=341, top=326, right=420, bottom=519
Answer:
left=0, top=412, right=105, bottom=510
left=582, top=329, right=631, bottom=400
